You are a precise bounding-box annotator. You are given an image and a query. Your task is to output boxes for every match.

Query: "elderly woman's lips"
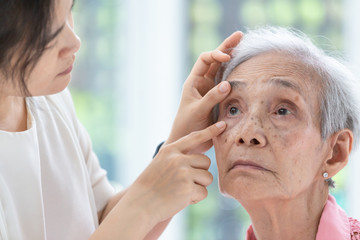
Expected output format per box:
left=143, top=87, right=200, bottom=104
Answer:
left=230, top=160, right=269, bottom=171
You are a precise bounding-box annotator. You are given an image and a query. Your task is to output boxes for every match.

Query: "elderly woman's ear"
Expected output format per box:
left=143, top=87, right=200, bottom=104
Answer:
left=324, top=129, right=353, bottom=178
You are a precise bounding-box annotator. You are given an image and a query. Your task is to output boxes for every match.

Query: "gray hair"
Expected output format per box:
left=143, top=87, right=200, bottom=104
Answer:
left=215, top=26, right=360, bottom=187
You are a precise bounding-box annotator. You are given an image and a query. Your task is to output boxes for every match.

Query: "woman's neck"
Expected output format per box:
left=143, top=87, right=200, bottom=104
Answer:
left=243, top=182, right=329, bottom=240
left=0, top=95, right=27, bottom=132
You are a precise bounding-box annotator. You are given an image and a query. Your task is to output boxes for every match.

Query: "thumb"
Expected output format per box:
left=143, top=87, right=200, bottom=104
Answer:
left=198, top=81, right=231, bottom=115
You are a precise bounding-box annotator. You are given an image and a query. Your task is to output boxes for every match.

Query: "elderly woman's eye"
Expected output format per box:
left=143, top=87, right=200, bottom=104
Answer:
left=229, top=106, right=240, bottom=116
left=276, top=108, right=291, bottom=115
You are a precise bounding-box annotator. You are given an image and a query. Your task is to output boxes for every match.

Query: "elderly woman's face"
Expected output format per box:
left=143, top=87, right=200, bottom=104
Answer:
left=213, top=52, right=331, bottom=202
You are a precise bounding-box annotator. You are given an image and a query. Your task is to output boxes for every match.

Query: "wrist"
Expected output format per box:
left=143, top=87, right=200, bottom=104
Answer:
left=91, top=193, right=158, bottom=240
left=121, top=184, right=163, bottom=227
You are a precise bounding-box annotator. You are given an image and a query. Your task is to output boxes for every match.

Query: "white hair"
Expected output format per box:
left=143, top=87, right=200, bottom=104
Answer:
left=215, top=26, right=360, bottom=150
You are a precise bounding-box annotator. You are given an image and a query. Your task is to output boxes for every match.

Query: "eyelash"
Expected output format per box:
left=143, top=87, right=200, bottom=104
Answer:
left=272, top=103, right=297, bottom=119
left=274, top=107, right=291, bottom=116
left=223, top=103, right=295, bottom=118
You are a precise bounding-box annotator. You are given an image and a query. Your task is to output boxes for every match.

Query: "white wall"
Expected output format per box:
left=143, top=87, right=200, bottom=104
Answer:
left=344, top=0, right=360, bottom=219
left=115, top=0, right=186, bottom=239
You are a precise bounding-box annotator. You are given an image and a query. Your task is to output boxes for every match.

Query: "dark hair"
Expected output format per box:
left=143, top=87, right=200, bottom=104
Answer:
left=0, top=0, right=61, bottom=96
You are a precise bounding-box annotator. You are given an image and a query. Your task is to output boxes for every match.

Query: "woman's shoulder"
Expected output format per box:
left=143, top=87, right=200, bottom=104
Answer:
left=349, top=217, right=360, bottom=239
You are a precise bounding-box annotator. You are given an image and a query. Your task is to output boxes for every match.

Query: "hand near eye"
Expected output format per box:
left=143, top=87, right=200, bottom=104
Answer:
left=166, top=31, right=243, bottom=153
left=118, top=122, right=226, bottom=230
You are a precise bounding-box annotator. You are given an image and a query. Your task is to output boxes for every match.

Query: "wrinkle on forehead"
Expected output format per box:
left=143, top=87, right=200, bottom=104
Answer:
left=229, top=78, right=304, bottom=97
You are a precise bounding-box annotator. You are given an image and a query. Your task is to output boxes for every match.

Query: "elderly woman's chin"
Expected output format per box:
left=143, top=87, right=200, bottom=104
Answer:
left=217, top=168, right=325, bottom=204
left=217, top=167, right=281, bottom=204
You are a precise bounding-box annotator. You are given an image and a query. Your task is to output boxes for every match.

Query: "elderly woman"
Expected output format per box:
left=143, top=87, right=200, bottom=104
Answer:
left=212, top=27, right=360, bottom=240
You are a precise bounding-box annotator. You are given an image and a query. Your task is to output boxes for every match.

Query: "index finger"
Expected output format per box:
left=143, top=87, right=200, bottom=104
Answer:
left=216, top=31, right=243, bottom=55
left=175, top=121, right=226, bottom=153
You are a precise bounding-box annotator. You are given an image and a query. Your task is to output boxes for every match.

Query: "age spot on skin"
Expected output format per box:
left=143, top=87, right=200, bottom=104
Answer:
left=225, top=138, right=227, bottom=143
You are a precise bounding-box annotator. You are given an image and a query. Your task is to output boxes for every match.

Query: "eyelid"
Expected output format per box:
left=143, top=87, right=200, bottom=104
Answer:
left=274, top=102, right=297, bottom=115
left=222, top=98, right=241, bottom=109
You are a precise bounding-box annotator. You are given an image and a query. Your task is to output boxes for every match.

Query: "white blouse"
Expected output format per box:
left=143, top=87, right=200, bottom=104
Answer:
left=0, top=89, right=115, bottom=240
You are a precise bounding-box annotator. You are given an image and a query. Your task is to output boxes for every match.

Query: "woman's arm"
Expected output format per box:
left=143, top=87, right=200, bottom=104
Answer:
left=98, top=188, right=171, bottom=240
left=90, top=122, right=226, bottom=240
left=92, top=32, right=242, bottom=239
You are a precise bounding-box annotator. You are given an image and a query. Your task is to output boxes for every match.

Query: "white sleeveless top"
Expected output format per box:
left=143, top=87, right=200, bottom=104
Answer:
left=0, top=89, right=115, bottom=240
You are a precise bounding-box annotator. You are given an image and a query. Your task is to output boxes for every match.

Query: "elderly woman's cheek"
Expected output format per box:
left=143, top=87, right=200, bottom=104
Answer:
left=213, top=130, right=229, bottom=156
left=213, top=128, right=233, bottom=168
left=215, top=123, right=236, bottom=147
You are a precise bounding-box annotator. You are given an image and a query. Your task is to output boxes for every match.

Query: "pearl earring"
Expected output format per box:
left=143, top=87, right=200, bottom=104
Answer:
left=323, top=172, right=329, bottom=178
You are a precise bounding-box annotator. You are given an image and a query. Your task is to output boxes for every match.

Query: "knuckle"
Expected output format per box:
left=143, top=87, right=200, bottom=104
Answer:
left=202, top=188, right=209, bottom=199
left=199, top=51, right=211, bottom=57
left=202, top=91, right=219, bottom=105
left=199, top=52, right=212, bottom=65
left=188, top=131, right=201, bottom=140
left=178, top=165, right=191, bottom=178
left=159, top=144, right=172, bottom=155
left=198, top=187, right=208, bottom=201
left=204, top=89, right=218, bottom=102
left=199, top=155, right=211, bottom=169
left=191, top=186, right=208, bottom=204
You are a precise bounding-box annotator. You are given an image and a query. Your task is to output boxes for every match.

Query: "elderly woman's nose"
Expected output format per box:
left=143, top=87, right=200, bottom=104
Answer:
left=234, top=116, right=267, bottom=147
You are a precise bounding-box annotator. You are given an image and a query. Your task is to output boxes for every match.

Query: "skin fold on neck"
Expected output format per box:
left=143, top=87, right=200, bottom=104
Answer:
left=242, top=180, right=329, bottom=240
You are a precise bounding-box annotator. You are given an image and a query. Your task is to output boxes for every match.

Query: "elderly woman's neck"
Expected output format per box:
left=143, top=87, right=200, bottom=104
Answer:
left=244, top=183, right=329, bottom=240
left=0, top=95, right=27, bottom=132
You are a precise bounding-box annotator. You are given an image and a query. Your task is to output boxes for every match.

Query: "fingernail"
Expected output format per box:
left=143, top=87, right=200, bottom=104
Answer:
left=216, top=121, right=225, bottom=128
left=219, top=82, right=229, bottom=93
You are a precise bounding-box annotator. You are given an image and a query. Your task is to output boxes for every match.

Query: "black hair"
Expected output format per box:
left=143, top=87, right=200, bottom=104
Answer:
left=0, top=0, right=62, bottom=96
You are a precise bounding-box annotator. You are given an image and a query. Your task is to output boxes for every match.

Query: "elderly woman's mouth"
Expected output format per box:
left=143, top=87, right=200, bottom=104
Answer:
left=229, top=160, right=270, bottom=172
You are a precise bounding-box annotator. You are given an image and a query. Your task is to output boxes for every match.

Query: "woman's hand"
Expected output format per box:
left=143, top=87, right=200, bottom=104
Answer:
left=91, top=122, right=227, bottom=240
left=166, top=31, right=242, bottom=153
left=126, top=121, right=226, bottom=223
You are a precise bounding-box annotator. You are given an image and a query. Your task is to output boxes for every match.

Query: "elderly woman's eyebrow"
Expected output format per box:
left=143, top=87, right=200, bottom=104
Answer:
left=269, top=78, right=303, bottom=95
left=228, top=79, right=303, bottom=95
left=228, top=80, right=247, bottom=90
